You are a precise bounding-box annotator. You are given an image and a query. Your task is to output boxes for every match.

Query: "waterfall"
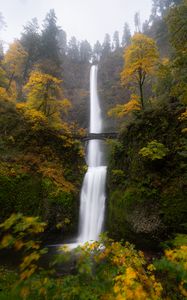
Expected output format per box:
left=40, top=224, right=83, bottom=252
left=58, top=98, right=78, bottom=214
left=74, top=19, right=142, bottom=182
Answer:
left=77, top=65, right=107, bottom=243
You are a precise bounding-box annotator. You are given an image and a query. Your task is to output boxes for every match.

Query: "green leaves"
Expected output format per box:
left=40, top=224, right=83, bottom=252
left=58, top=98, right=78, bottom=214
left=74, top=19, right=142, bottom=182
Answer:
left=139, top=140, right=169, bottom=160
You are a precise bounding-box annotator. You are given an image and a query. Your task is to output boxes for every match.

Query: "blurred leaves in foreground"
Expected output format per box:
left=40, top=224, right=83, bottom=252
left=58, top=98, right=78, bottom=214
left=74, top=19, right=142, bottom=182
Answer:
left=0, top=214, right=186, bottom=299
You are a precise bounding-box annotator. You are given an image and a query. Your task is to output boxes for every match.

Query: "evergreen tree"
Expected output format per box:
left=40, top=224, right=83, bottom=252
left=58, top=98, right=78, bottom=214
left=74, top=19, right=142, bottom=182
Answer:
left=57, top=29, right=67, bottom=56
left=151, top=0, right=182, bottom=18
left=0, top=43, right=3, bottom=61
left=79, top=40, right=92, bottom=62
left=121, top=23, right=131, bottom=47
left=134, top=12, right=141, bottom=32
left=102, top=33, right=111, bottom=57
left=142, top=20, right=150, bottom=34
left=0, top=12, right=6, bottom=61
left=93, top=40, right=102, bottom=62
left=166, top=0, right=187, bottom=103
left=113, top=31, right=120, bottom=50
left=40, top=9, right=61, bottom=76
left=67, top=36, right=80, bottom=61
left=20, top=18, right=40, bottom=82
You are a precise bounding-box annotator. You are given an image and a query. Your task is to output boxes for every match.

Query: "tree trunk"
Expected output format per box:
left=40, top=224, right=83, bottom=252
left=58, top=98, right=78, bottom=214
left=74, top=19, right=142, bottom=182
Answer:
left=138, top=67, right=145, bottom=109
left=6, top=72, right=15, bottom=92
left=139, top=82, right=144, bottom=109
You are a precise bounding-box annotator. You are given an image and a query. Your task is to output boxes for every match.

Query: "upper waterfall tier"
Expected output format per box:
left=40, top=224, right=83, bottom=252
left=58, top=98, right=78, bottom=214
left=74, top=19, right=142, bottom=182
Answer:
left=90, top=65, right=102, bottom=134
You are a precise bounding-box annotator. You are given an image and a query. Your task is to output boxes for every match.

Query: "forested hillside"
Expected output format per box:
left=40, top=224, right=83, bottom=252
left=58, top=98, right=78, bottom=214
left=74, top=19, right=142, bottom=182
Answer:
left=0, top=0, right=187, bottom=299
left=106, top=0, right=187, bottom=248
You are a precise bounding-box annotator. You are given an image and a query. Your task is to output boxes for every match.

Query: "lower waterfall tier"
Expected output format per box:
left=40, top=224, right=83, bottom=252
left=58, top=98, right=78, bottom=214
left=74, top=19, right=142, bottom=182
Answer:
left=77, top=166, right=107, bottom=243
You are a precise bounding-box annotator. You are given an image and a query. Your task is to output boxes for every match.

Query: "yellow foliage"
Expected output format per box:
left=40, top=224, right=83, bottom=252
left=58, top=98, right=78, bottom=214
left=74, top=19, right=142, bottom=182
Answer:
left=108, top=94, right=141, bottom=118
left=82, top=241, right=163, bottom=300
left=20, top=287, right=30, bottom=300
left=121, top=33, right=159, bottom=108
left=1, top=41, right=27, bottom=100
left=20, top=252, right=40, bottom=271
left=0, top=64, right=8, bottom=87
left=60, top=98, right=72, bottom=115
left=182, top=128, right=187, bottom=133
left=179, top=109, right=187, bottom=121
left=39, top=163, right=75, bottom=193
left=157, top=57, right=170, bottom=79
left=0, top=87, right=12, bottom=101
left=121, top=33, right=159, bottom=85
left=164, top=246, right=187, bottom=297
left=0, top=214, right=47, bottom=283
left=178, top=109, right=187, bottom=134
left=24, top=70, right=71, bottom=129
left=17, top=103, right=48, bottom=130
left=14, top=240, right=24, bottom=251
left=3, top=40, right=28, bottom=78
left=165, top=246, right=187, bottom=269
left=1, top=234, right=13, bottom=248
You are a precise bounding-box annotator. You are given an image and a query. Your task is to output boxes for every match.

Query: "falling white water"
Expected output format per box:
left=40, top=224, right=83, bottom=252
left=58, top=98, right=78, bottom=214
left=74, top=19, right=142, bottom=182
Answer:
left=77, top=65, right=107, bottom=243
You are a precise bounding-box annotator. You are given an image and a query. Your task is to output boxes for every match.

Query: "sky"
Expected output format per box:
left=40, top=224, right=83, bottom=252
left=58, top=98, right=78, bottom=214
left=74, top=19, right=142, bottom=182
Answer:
left=0, top=0, right=152, bottom=48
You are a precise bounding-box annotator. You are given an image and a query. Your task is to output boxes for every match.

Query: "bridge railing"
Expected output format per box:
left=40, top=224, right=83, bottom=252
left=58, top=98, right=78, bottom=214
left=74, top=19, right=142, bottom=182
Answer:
left=82, top=132, right=118, bottom=141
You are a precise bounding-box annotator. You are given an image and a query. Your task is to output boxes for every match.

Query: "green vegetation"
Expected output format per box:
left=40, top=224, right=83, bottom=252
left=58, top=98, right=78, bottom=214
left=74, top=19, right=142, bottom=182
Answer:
left=139, top=140, right=169, bottom=161
left=0, top=0, right=187, bottom=298
left=0, top=97, right=84, bottom=231
left=107, top=101, right=187, bottom=246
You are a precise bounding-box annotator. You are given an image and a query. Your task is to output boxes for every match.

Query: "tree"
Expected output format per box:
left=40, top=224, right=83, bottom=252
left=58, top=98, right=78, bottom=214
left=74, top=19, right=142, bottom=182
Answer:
left=108, top=94, right=141, bottom=118
left=0, top=12, right=6, bottom=62
left=57, top=29, right=67, bottom=56
left=121, top=33, right=159, bottom=108
left=151, top=0, right=182, bottom=18
left=166, top=0, right=187, bottom=103
left=79, top=40, right=92, bottom=62
left=121, top=23, right=131, bottom=47
left=102, top=33, right=111, bottom=57
left=0, top=43, right=3, bottom=61
left=93, top=40, right=102, bottom=62
left=3, top=40, right=28, bottom=98
left=134, top=12, right=141, bottom=32
left=20, top=18, right=40, bottom=82
left=142, top=20, right=150, bottom=34
left=68, top=36, right=80, bottom=61
left=40, top=10, right=61, bottom=77
left=0, top=61, right=9, bottom=101
left=113, top=31, right=120, bottom=50
left=166, top=0, right=187, bottom=51
left=24, top=71, right=71, bottom=128
left=0, top=65, right=6, bottom=87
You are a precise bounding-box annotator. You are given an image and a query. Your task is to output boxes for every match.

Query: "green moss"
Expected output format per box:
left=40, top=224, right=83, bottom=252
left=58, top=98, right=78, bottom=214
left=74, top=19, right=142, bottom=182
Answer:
left=0, top=174, right=79, bottom=233
left=160, top=182, right=187, bottom=230
left=0, top=174, right=42, bottom=220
